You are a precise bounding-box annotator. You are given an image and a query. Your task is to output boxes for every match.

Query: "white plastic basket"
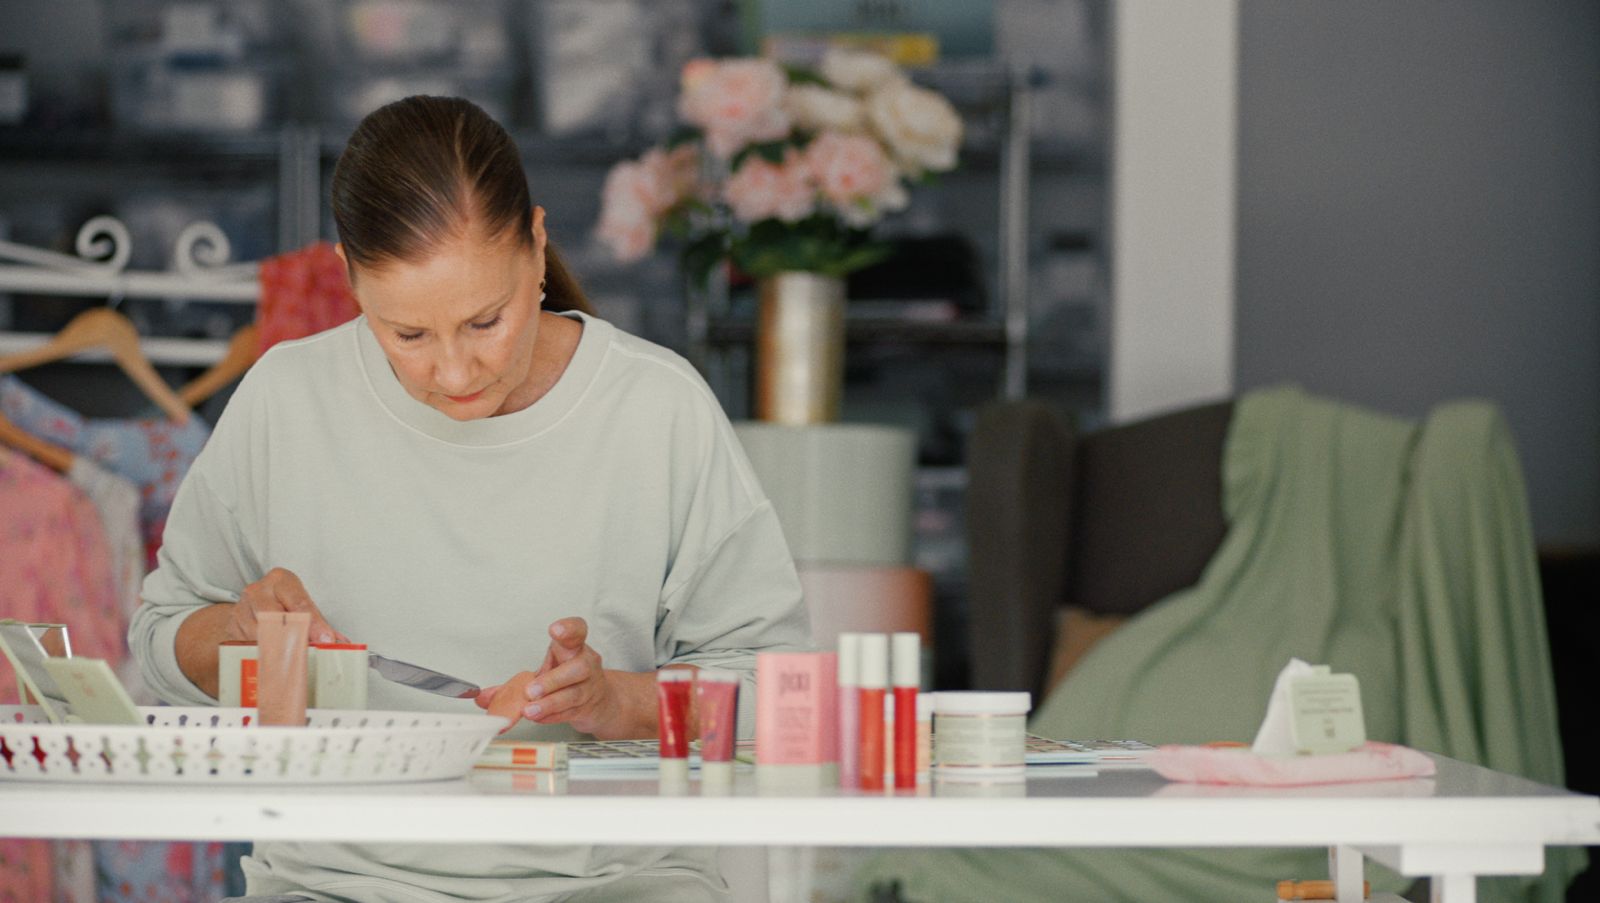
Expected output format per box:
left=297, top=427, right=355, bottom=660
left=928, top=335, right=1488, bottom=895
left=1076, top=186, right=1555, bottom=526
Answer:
left=0, top=705, right=504, bottom=785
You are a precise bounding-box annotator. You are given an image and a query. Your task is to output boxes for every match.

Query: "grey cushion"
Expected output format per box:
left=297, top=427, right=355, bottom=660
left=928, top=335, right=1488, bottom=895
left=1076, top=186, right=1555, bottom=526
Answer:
left=964, top=400, right=1232, bottom=695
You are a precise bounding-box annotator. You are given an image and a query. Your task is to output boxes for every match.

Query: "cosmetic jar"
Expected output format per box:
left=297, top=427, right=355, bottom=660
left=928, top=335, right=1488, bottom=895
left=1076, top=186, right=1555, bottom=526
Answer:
left=309, top=643, right=369, bottom=710
left=934, top=775, right=1028, bottom=797
left=932, top=691, right=1032, bottom=780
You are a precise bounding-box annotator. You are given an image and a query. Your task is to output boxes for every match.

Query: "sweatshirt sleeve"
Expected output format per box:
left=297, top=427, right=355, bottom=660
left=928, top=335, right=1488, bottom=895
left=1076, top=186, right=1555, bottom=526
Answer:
left=127, top=374, right=266, bottom=706
left=654, top=405, right=814, bottom=738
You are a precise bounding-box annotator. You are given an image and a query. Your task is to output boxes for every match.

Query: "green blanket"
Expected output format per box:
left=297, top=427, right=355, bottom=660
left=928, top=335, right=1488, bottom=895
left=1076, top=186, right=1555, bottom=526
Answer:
left=856, top=386, right=1582, bottom=902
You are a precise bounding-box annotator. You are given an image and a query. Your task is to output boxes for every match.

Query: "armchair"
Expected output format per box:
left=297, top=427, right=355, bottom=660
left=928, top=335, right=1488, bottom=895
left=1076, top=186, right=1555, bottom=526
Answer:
left=964, top=399, right=1233, bottom=696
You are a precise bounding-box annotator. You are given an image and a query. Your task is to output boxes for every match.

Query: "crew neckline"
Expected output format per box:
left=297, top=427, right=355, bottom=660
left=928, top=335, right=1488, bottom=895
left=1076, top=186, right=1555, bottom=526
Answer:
left=355, top=309, right=609, bottom=447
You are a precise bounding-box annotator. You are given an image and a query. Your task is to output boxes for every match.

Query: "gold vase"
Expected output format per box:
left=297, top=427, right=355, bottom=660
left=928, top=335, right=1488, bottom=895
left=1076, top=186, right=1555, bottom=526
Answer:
left=755, top=271, right=846, bottom=424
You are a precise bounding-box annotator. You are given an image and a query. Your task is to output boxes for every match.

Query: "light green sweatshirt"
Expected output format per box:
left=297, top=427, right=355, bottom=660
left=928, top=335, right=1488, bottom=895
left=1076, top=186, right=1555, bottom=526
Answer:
left=129, top=311, right=811, bottom=902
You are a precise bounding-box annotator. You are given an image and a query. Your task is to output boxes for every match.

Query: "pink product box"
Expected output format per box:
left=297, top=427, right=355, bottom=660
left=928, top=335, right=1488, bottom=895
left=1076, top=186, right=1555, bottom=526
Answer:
left=756, top=652, right=838, bottom=766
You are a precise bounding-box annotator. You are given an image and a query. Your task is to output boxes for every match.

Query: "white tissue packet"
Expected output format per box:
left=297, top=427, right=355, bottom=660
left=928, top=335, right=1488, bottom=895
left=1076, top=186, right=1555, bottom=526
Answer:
left=1251, top=658, right=1316, bottom=755
left=1252, top=658, right=1367, bottom=756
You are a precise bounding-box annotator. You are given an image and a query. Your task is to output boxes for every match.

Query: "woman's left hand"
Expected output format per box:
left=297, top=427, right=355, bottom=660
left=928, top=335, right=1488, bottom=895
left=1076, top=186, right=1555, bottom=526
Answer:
left=475, top=617, right=661, bottom=739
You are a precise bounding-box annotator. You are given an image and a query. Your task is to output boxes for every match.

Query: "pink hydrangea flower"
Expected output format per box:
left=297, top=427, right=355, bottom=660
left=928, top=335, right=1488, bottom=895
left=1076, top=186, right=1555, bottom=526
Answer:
left=680, top=58, right=717, bottom=95
left=723, top=150, right=816, bottom=224
left=677, top=58, right=792, bottom=159
left=803, top=131, right=894, bottom=208
left=638, top=144, right=701, bottom=212
left=594, top=145, right=701, bottom=262
left=595, top=161, right=659, bottom=262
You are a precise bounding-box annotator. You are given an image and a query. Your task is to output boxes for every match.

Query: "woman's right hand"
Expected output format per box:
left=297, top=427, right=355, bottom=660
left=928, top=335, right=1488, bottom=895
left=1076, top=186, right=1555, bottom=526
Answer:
left=176, top=567, right=349, bottom=697
left=229, top=567, right=349, bottom=645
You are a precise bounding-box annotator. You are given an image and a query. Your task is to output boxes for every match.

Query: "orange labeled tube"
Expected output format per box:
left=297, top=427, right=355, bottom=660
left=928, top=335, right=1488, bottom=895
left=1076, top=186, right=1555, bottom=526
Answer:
left=892, top=632, right=919, bottom=789
left=858, top=634, right=888, bottom=791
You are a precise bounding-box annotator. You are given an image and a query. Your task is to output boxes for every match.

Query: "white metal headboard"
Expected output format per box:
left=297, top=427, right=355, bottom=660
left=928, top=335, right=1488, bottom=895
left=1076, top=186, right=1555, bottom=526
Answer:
left=0, top=216, right=261, bottom=365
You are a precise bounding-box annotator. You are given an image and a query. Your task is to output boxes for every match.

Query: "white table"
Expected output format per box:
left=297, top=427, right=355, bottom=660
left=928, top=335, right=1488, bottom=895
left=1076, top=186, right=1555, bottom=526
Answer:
left=4, top=756, right=1597, bottom=903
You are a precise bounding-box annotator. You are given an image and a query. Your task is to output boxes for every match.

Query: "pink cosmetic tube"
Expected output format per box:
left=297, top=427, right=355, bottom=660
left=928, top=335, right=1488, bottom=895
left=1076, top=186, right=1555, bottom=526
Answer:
left=694, top=669, right=740, bottom=786
left=837, top=634, right=862, bottom=789
left=256, top=612, right=309, bottom=727
left=656, top=670, right=694, bottom=783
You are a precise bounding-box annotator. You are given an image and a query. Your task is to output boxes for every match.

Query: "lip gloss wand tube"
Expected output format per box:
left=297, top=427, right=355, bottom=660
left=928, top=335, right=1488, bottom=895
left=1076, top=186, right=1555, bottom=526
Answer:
left=837, top=633, right=862, bottom=789
left=694, top=669, right=740, bottom=792
left=892, top=632, right=919, bottom=789
left=858, top=634, right=888, bottom=791
left=656, top=670, right=694, bottom=787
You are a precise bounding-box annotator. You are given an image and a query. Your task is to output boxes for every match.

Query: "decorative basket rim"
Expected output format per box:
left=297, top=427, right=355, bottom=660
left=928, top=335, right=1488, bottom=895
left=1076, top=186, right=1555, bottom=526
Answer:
left=0, top=705, right=505, bottom=785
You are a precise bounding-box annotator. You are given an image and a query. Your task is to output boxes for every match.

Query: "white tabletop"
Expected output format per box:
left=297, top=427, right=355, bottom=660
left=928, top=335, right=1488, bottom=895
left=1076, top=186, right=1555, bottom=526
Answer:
left=3, top=755, right=1597, bottom=853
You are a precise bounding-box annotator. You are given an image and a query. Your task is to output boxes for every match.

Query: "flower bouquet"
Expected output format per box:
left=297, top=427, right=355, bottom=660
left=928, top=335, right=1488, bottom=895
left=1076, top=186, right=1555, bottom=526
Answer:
left=595, top=49, right=964, bottom=286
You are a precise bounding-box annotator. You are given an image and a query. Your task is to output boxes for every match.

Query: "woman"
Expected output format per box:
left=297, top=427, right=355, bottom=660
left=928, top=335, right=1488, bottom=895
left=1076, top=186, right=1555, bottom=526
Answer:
left=129, top=95, right=811, bottom=902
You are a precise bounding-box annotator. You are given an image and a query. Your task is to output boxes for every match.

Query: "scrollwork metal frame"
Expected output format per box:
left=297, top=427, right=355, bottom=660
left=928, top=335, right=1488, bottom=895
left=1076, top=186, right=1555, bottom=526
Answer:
left=0, top=216, right=259, bottom=302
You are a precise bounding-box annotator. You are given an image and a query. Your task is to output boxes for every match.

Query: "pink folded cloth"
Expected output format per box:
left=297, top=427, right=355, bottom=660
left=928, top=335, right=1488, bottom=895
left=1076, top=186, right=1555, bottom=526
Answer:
left=1148, top=741, right=1437, bottom=786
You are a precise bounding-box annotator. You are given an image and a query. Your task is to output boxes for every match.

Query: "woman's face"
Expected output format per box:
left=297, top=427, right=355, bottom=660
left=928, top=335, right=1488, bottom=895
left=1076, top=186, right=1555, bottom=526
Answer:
left=344, top=211, right=549, bottom=422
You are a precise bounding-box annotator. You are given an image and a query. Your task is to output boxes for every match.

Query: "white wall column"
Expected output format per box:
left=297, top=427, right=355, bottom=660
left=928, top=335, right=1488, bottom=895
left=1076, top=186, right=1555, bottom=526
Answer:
left=1107, top=0, right=1239, bottom=423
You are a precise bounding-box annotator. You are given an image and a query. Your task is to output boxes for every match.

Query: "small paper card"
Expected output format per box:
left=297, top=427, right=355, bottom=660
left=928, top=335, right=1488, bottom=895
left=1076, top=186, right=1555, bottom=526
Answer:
left=0, top=620, right=72, bottom=723
left=41, top=657, right=143, bottom=725
left=1288, top=666, right=1366, bottom=755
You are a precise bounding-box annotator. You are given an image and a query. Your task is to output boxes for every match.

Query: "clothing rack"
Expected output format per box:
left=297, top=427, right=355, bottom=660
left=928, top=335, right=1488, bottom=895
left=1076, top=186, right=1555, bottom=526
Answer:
left=0, top=216, right=260, bottom=366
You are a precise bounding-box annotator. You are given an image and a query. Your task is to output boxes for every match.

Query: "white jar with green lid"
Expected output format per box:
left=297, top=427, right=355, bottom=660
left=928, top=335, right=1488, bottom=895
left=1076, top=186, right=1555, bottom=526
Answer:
left=932, top=691, right=1032, bottom=780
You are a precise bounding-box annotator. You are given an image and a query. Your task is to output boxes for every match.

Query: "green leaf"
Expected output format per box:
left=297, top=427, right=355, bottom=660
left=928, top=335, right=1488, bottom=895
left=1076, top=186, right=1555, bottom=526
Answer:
left=824, top=241, right=893, bottom=276
left=782, top=65, right=829, bottom=87
left=756, top=141, right=789, bottom=163
left=665, top=126, right=703, bottom=149
left=717, top=211, right=896, bottom=279
left=681, top=231, right=730, bottom=289
left=732, top=139, right=793, bottom=170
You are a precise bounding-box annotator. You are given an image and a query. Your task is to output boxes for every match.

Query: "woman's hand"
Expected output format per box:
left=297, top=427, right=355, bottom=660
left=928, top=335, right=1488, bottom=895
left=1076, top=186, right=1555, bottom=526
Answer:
left=475, top=617, right=671, bottom=740
left=175, top=566, right=348, bottom=698
left=230, top=567, right=349, bottom=644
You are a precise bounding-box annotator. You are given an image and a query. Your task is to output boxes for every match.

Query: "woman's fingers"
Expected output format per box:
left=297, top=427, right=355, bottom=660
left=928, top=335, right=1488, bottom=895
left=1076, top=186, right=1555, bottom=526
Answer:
left=264, top=569, right=340, bottom=643
left=239, top=568, right=344, bottom=644
left=525, top=649, right=598, bottom=700
left=474, top=685, right=502, bottom=711
left=547, top=617, right=588, bottom=663
left=521, top=645, right=608, bottom=726
left=526, top=682, right=592, bottom=722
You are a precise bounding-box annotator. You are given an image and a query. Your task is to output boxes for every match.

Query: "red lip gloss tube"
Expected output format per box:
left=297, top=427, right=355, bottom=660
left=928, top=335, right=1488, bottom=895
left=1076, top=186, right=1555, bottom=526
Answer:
left=858, top=634, right=888, bottom=791
left=892, top=632, right=920, bottom=789
left=656, top=669, right=694, bottom=785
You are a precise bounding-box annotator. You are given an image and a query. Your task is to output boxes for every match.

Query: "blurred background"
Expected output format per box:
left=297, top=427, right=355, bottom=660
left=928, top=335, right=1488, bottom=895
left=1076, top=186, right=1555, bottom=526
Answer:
left=1, top=0, right=1594, bottom=699
left=0, top=1, right=1595, bottom=898
left=0, top=0, right=1113, bottom=691
left=0, top=0, right=1595, bottom=713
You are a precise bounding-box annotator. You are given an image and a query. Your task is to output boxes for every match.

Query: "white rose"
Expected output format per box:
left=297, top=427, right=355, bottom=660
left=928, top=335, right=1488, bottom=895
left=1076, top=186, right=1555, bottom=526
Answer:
left=866, top=80, right=963, bottom=175
left=821, top=49, right=903, bottom=94
left=835, top=177, right=909, bottom=229
left=785, top=84, right=865, bottom=133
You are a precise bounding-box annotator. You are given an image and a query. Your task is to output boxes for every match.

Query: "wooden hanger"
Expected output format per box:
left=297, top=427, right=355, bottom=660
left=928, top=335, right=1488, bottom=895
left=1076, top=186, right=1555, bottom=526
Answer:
left=0, top=308, right=191, bottom=422
left=178, top=323, right=259, bottom=407
left=0, top=412, right=75, bottom=473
